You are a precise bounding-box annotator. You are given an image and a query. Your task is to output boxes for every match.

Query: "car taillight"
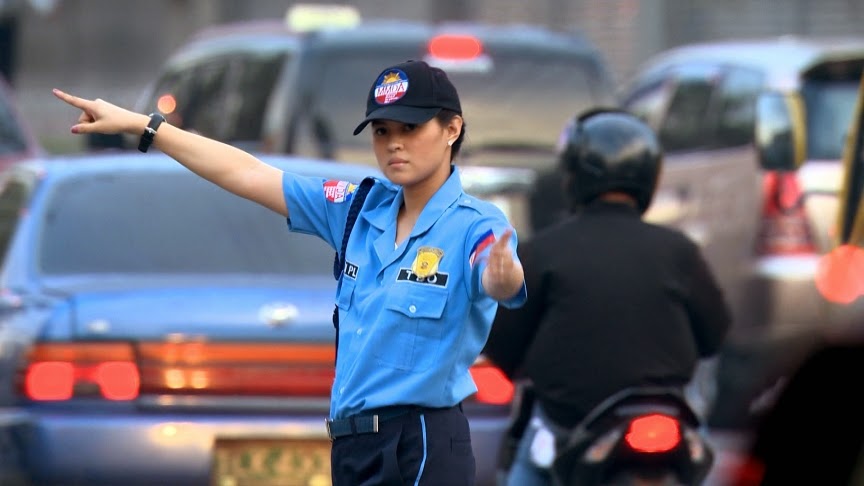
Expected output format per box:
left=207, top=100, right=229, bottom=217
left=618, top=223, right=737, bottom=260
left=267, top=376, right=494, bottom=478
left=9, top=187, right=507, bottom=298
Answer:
left=137, top=342, right=335, bottom=397
left=756, top=171, right=816, bottom=255
left=728, top=455, right=766, bottom=486
left=815, top=244, right=864, bottom=303
left=22, top=343, right=140, bottom=401
left=624, top=414, right=681, bottom=453
left=469, top=359, right=513, bottom=405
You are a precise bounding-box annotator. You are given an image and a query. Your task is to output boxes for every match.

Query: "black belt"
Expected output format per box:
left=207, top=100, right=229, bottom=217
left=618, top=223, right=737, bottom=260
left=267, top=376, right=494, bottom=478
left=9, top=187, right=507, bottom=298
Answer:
left=326, top=405, right=455, bottom=440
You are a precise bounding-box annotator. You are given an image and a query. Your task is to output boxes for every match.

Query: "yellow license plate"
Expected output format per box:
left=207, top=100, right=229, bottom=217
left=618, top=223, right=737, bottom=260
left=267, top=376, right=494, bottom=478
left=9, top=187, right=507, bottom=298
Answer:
left=211, top=438, right=332, bottom=486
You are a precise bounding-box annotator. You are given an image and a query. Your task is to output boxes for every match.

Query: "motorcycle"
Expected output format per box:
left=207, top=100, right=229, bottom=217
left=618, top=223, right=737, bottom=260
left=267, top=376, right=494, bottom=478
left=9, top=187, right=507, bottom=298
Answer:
left=550, top=386, right=714, bottom=486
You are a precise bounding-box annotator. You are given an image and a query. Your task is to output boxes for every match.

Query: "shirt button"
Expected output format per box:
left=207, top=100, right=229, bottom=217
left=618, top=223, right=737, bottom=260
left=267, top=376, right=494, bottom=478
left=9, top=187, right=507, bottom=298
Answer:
left=340, top=387, right=345, bottom=394
left=408, top=305, right=417, bottom=314
left=356, top=328, right=363, bottom=335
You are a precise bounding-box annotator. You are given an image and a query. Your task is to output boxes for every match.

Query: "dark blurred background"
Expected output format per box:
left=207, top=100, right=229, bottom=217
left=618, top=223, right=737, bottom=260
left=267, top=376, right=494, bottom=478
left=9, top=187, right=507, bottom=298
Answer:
left=4, top=0, right=864, bottom=152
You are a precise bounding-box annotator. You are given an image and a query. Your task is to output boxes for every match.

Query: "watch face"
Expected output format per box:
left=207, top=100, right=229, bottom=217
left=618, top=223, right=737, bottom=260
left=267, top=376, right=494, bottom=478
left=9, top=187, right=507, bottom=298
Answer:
left=147, top=113, right=165, bottom=129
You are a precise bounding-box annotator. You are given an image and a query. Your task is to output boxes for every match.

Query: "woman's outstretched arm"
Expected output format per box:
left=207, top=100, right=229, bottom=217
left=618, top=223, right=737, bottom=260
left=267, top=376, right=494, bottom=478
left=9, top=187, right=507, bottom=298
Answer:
left=53, top=89, right=288, bottom=217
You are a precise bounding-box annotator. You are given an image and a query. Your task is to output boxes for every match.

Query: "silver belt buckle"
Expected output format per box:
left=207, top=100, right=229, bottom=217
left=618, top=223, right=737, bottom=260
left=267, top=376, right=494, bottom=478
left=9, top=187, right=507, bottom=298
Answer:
left=373, top=414, right=379, bottom=433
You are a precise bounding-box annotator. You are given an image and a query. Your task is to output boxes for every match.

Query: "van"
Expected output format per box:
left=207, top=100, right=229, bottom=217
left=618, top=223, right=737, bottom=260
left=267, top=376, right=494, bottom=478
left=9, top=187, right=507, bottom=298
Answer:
left=618, top=36, right=864, bottom=426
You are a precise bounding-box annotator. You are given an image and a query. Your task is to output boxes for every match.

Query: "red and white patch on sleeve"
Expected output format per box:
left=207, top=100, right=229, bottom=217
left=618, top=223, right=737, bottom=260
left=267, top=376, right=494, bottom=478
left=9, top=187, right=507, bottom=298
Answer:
left=469, top=229, right=496, bottom=268
left=323, top=180, right=357, bottom=203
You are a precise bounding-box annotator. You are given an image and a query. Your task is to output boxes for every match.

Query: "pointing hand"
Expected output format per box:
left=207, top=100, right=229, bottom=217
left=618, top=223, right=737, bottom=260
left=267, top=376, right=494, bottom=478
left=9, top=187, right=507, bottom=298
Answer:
left=53, top=88, right=147, bottom=136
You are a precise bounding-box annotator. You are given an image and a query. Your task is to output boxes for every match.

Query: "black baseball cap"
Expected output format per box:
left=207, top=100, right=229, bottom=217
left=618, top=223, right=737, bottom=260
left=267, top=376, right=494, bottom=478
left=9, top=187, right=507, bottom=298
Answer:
left=353, top=60, right=462, bottom=136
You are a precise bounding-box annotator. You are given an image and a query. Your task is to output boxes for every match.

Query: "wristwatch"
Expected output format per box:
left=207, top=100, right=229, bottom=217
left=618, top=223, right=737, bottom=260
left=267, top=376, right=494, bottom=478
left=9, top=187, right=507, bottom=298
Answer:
left=137, top=113, right=166, bottom=153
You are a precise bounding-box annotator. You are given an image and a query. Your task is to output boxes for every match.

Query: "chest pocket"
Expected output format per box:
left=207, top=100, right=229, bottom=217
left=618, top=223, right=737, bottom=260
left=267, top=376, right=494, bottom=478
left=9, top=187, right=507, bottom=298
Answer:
left=376, top=284, right=449, bottom=372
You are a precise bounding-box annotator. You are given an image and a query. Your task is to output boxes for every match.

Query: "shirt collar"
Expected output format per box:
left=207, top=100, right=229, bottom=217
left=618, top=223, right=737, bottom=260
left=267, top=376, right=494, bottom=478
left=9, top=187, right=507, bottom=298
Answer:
left=364, top=166, right=463, bottom=236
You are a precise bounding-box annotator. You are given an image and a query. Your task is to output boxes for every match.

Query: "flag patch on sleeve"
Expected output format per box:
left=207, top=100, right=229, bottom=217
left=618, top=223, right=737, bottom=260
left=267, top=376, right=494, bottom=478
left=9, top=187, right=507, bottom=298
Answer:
left=469, top=229, right=496, bottom=268
left=323, top=180, right=357, bottom=203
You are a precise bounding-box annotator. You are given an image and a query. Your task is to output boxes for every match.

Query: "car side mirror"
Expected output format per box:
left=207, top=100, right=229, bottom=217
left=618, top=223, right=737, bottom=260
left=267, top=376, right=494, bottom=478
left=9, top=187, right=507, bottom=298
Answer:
left=754, top=92, right=806, bottom=172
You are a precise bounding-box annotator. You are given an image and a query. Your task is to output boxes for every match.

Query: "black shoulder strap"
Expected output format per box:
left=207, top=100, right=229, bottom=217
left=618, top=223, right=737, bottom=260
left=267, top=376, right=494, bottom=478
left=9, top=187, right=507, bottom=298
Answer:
left=331, top=177, right=374, bottom=366
left=332, top=177, right=375, bottom=280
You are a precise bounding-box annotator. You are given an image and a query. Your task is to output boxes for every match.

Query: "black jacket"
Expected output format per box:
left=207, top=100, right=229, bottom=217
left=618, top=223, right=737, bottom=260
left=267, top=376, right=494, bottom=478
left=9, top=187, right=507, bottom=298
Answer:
left=484, top=200, right=731, bottom=427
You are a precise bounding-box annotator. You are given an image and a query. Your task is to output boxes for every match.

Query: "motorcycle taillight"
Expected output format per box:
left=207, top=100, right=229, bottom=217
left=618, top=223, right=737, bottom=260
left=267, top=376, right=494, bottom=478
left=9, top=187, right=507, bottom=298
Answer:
left=624, top=414, right=681, bottom=453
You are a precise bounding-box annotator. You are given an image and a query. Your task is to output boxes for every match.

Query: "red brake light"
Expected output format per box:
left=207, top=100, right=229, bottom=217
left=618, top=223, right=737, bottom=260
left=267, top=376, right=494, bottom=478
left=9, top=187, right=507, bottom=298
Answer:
left=26, top=362, right=74, bottom=401
left=469, top=363, right=513, bottom=405
left=815, top=244, right=864, bottom=304
left=729, top=456, right=766, bottom=486
left=624, top=414, right=681, bottom=453
left=22, top=343, right=140, bottom=401
left=756, top=171, right=816, bottom=255
left=428, top=34, right=483, bottom=60
left=97, top=362, right=141, bottom=400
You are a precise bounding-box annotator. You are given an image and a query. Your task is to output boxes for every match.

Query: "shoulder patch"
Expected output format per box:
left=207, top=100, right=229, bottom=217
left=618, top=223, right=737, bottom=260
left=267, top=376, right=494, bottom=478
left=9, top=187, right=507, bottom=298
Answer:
left=323, top=180, right=357, bottom=203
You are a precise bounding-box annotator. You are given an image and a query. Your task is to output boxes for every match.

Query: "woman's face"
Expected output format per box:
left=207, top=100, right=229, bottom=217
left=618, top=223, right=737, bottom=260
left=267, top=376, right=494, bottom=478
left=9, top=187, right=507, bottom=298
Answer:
left=370, top=116, right=461, bottom=189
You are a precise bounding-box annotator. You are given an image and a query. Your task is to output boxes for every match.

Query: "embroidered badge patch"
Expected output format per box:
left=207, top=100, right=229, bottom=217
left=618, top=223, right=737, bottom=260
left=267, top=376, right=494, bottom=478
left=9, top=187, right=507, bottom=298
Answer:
left=412, top=246, right=444, bottom=279
left=469, top=229, right=496, bottom=268
left=323, top=180, right=357, bottom=203
left=374, top=69, right=409, bottom=105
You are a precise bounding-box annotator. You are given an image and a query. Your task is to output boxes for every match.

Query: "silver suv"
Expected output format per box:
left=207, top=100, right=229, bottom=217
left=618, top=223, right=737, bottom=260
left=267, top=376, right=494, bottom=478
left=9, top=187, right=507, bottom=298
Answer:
left=619, top=36, right=864, bottom=426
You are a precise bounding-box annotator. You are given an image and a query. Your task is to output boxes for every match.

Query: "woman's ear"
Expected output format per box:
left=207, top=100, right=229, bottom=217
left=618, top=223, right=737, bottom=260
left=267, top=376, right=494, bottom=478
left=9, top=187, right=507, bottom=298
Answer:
left=448, top=115, right=463, bottom=140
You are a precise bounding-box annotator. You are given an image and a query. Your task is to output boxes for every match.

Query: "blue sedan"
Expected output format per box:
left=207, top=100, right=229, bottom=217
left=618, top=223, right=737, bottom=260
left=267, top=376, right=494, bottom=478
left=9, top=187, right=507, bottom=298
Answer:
left=0, top=152, right=519, bottom=485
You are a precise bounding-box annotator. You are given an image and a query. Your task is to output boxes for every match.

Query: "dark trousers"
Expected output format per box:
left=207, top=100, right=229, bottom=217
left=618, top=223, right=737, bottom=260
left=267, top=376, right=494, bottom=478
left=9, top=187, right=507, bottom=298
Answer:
left=330, top=405, right=476, bottom=486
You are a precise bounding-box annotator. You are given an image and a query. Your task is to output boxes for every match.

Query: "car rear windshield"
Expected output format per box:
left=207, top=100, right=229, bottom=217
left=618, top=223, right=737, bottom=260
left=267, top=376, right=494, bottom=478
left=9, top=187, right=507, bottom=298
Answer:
left=310, top=51, right=607, bottom=161
left=38, top=171, right=335, bottom=275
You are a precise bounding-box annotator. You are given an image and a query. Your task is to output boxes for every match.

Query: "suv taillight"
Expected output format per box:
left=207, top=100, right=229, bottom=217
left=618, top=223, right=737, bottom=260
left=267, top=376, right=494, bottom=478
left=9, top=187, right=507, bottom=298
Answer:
left=756, top=171, right=816, bottom=255
left=21, top=343, right=140, bottom=401
left=815, top=244, right=864, bottom=303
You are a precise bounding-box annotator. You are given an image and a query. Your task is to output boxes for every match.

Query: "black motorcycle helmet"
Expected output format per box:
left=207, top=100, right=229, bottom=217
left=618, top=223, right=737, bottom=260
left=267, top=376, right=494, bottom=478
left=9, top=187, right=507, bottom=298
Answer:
left=557, top=108, right=663, bottom=214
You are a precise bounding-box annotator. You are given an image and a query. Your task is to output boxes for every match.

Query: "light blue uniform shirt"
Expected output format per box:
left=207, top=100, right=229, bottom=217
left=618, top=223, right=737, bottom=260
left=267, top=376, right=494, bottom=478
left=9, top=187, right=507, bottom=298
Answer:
left=282, top=167, right=527, bottom=419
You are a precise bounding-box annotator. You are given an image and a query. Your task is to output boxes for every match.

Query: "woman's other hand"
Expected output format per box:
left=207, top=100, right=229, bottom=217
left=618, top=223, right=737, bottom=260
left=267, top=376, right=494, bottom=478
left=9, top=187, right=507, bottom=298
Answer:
left=482, top=229, right=525, bottom=301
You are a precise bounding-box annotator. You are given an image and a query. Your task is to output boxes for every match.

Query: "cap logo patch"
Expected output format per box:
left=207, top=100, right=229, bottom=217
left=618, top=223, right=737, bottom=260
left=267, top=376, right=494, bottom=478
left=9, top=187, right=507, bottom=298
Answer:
left=374, top=69, right=409, bottom=105
left=323, top=180, right=357, bottom=203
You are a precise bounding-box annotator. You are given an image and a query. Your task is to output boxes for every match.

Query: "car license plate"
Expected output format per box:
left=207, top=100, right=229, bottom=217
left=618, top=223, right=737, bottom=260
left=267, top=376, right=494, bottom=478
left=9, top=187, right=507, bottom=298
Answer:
left=211, top=437, right=332, bottom=486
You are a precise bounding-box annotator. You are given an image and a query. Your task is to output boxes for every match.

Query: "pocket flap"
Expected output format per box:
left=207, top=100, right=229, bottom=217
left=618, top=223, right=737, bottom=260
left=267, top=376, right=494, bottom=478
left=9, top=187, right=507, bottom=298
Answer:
left=386, top=285, right=448, bottom=319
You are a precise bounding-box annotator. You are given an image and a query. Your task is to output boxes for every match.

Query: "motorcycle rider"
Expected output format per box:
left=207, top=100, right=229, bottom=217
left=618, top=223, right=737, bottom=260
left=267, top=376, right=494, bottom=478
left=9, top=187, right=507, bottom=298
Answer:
left=484, top=108, right=732, bottom=485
